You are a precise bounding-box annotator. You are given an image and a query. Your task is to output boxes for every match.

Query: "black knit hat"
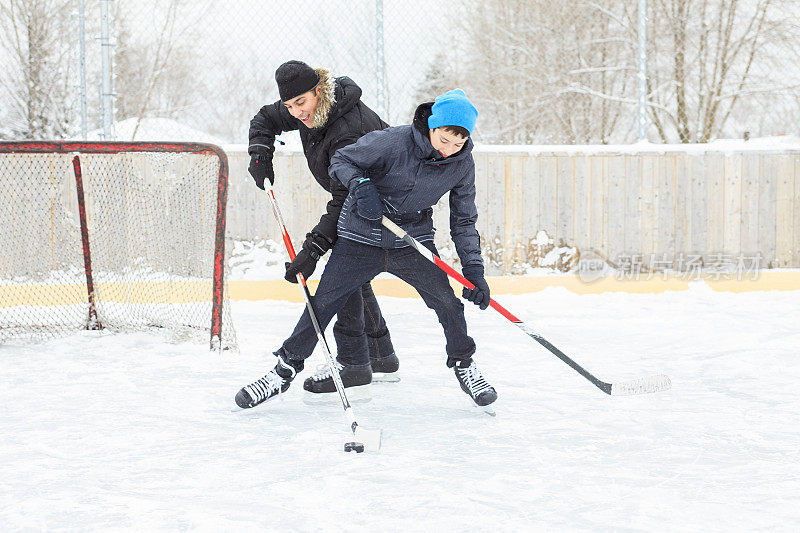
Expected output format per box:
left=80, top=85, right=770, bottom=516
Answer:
left=275, top=60, right=320, bottom=101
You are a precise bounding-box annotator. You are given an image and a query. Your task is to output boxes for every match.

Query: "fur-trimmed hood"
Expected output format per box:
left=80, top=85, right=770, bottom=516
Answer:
left=309, top=70, right=364, bottom=132
left=309, top=68, right=336, bottom=128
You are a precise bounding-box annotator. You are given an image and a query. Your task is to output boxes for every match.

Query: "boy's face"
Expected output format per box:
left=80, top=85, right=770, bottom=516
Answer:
left=429, top=128, right=467, bottom=158
left=283, top=86, right=320, bottom=127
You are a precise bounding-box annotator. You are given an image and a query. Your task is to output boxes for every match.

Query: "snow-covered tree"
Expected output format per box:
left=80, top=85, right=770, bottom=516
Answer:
left=647, top=0, right=800, bottom=142
left=420, top=0, right=800, bottom=144
left=413, top=53, right=456, bottom=109
left=0, top=0, right=76, bottom=139
left=418, top=0, right=637, bottom=144
left=113, top=0, right=210, bottom=140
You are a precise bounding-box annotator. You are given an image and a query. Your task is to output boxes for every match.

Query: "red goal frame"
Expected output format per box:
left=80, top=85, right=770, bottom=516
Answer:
left=0, top=141, right=230, bottom=349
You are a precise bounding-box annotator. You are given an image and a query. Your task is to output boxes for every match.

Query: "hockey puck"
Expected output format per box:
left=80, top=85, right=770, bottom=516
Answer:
left=344, top=442, right=365, bottom=453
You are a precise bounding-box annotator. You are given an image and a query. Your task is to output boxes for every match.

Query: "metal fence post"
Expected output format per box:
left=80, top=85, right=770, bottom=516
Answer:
left=100, top=0, right=114, bottom=139
left=375, top=0, right=388, bottom=120
left=637, top=0, right=648, bottom=141
left=78, top=0, right=88, bottom=140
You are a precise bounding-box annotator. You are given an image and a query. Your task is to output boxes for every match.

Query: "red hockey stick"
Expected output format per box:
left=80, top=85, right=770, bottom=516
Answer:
left=264, top=183, right=381, bottom=452
left=381, top=216, right=671, bottom=396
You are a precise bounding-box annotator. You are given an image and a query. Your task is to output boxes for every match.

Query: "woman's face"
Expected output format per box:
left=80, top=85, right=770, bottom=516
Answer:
left=283, top=87, right=320, bottom=127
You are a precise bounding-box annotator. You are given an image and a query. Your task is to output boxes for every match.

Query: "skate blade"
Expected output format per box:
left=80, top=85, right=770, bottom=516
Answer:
left=353, top=425, right=382, bottom=452
left=371, top=372, right=401, bottom=383
left=230, top=391, right=286, bottom=412
left=464, top=396, right=496, bottom=416
left=302, top=383, right=372, bottom=405
left=478, top=403, right=497, bottom=417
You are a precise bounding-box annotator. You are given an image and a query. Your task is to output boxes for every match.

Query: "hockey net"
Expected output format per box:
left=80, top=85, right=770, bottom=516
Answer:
left=0, top=141, right=236, bottom=350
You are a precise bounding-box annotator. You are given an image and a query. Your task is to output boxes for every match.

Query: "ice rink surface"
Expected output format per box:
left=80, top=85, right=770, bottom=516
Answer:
left=2, top=282, right=799, bottom=531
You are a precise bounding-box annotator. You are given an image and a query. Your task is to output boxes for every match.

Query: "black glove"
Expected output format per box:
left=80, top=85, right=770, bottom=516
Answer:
left=461, top=265, right=491, bottom=310
left=354, top=178, right=383, bottom=220
left=284, top=233, right=331, bottom=283
left=248, top=151, right=274, bottom=190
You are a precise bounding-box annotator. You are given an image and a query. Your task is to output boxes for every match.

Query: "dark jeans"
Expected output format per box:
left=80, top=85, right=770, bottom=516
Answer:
left=277, top=238, right=475, bottom=366
left=333, top=281, right=394, bottom=366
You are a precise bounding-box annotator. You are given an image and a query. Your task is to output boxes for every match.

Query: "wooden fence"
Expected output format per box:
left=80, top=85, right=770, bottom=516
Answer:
left=225, top=146, right=800, bottom=274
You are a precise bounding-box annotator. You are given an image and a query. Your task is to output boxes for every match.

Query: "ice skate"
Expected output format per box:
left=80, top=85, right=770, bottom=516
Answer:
left=370, top=352, right=400, bottom=382
left=234, top=355, right=301, bottom=409
left=453, top=359, right=497, bottom=415
left=302, top=360, right=372, bottom=403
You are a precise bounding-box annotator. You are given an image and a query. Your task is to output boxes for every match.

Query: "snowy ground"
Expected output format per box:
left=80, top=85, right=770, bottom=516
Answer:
left=2, top=282, right=799, bottom=531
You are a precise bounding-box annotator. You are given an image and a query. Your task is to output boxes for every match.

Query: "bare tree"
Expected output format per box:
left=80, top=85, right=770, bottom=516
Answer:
left=546, top=1, right=637, bottom=143
left=648, top=0, right=800, bottom=142
left=202, top=49, right=279, bottom=143
left=419, top=0, right=637, bottom=144
left=0, top=0, right=76, bottom=139
left=113, top=0, right=211, bottom=140
left=413, top=53, right=456, bottom=108
left=419, top=0, right=800, bottom=144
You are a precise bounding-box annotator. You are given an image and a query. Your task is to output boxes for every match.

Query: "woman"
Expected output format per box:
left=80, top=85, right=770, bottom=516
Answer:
left=247, top=60, right=398, bottom=396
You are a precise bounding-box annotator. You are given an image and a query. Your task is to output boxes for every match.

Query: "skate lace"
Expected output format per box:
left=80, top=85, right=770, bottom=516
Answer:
left=245, top=369, right=285, bottom=403
left=457, top=362, right=493, bottom=396
left=311, top=360, right=343, bottom=382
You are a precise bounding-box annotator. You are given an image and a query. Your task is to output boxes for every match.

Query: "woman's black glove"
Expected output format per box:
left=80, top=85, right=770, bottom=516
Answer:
left=248, top=151, right=274, bottom=190
left=284, top=233, right=331, bottom=283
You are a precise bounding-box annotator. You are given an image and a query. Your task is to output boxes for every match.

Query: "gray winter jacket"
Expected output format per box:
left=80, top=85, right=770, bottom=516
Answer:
left=329, top=103, right=483, bottom=271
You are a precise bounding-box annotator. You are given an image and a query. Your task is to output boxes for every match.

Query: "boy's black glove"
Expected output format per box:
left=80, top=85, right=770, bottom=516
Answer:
left=354, top=178, right=383, bottom=220
left=284, top=233, right=330, bottom=283
left=461, top=265, right=491, bottom=310
left=248, top=151, right=274, bottom=190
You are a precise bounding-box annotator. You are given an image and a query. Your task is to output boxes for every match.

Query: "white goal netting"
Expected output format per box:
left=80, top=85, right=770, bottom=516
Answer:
left=0, top=142, right=236, bottom=350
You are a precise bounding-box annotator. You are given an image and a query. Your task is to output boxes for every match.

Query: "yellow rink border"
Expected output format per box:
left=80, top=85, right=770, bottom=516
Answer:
left=0, top=281, right=213, bottom=307
left=228, top=270, right=800, bottom=302
left=2, top=272, right=798, bottom=307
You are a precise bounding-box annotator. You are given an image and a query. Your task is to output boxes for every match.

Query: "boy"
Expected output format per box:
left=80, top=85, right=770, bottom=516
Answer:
left=235, top=89, right=496, bottom=409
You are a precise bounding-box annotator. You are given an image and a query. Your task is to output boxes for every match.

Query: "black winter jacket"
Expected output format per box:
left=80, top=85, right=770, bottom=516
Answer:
left=248, top=74, right=388, bottom=244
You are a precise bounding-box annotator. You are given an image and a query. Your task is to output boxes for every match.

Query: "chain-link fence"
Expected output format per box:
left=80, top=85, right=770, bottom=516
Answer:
left=1, top=0, right=800, bottom=145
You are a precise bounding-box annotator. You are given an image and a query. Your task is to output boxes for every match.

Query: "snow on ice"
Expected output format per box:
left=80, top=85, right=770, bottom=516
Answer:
left=2, top=277, right=799, bottom=530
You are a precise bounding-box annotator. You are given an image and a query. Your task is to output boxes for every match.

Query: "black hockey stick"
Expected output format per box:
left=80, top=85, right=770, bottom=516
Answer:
left=381, top=216, right=671, bottom=396
left=265, top=184, right=381, bottom=452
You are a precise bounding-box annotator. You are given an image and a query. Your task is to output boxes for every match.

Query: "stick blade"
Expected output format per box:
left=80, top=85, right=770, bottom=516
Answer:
left=611, top=374, right=672, bottom=396
left=353, top=426, right=382, bottom=452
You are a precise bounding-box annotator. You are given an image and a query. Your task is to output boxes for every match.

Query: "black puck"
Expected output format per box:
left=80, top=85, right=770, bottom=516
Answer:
left=344, top=442, right=365, bottom=453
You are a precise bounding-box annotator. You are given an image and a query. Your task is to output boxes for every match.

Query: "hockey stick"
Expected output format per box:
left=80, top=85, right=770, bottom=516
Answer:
left=265, top=184, right=381, bottom=452
left=381, top=216, right=671, bottom=396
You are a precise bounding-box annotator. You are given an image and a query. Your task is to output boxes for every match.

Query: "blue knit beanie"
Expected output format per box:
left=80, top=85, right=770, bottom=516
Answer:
left=428, top=89, right=478, bottom=135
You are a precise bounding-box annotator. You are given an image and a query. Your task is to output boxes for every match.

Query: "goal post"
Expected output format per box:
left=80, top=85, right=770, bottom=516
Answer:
left=0, top=141, right=236, bottom=350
